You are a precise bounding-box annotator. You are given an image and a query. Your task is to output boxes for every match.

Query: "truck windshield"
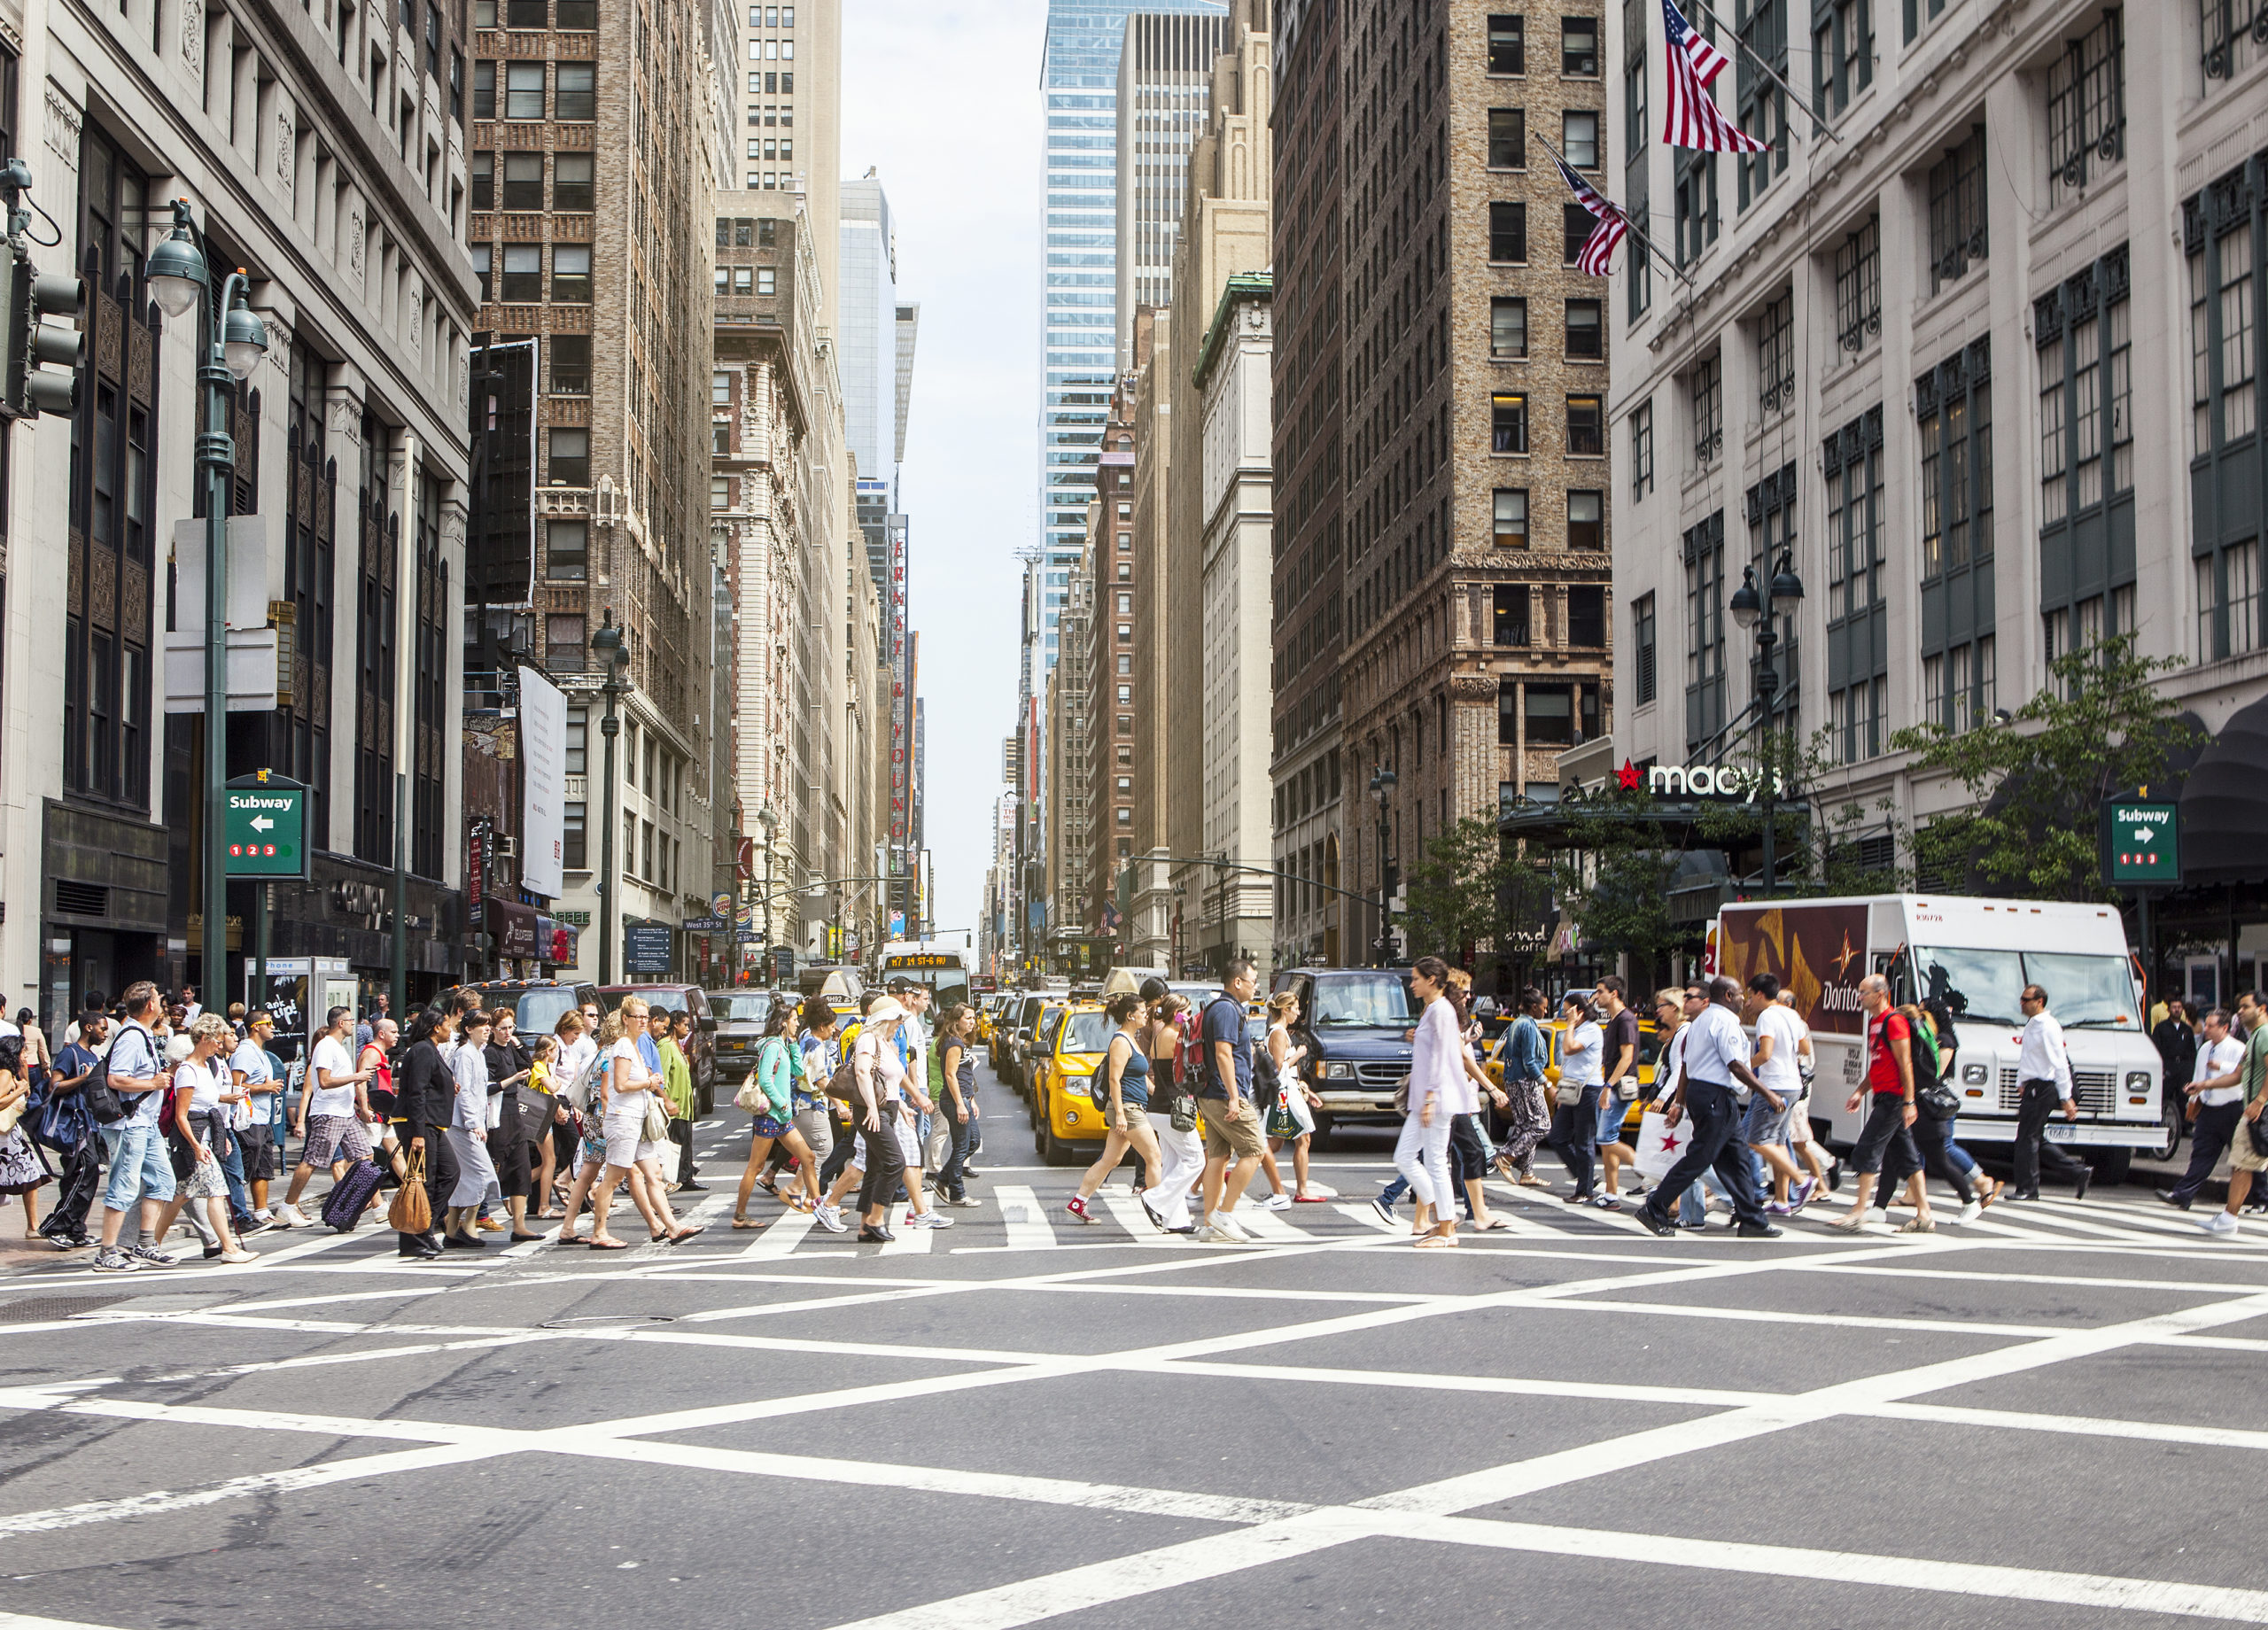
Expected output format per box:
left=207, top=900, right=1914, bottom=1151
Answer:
left=1310, top=974, right=1416, bottom=1028
left=1913, top=948, right=2140, bottom=1031
left=711, top=994, right=772, bottom=1024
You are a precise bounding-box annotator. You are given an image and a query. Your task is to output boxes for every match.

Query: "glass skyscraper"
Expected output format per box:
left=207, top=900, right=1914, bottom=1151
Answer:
left=1037, top=0, right=1223, bottom=669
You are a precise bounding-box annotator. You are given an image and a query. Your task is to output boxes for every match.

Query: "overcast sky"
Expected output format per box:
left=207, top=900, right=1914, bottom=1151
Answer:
left=841, top=0, right=1042, bottom=951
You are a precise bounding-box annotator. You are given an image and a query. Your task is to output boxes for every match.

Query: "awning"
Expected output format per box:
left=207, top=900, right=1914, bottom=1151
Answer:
left=2180, top=695, right=2268, bottom=886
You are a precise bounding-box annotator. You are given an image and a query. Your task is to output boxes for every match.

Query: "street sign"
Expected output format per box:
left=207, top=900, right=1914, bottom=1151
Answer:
left=624, top=923, right=672, bottom=974
left=224, top=773, right=308, bottom=878
left=2101, top=799, right=2180, bottom=887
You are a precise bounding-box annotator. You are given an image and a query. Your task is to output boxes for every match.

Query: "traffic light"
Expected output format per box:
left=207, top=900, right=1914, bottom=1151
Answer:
left=1, top=244, right=84, bottom=419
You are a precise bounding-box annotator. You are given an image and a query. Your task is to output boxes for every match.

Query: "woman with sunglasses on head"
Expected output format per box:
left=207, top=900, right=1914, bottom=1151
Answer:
left=1543, top=992, right=1604, bottom=1203
left=1396, top=956, right=1463, bottom=1248
left=1139, top=986, right=1201, bottom=1233
left=733, top=998, right=815, bottom=1225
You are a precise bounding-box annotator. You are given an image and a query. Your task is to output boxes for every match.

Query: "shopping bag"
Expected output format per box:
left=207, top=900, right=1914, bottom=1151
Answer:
left=387, top=1148, right=432, bottom=1234
left=1631, top=1109, right=1690, bottom=1182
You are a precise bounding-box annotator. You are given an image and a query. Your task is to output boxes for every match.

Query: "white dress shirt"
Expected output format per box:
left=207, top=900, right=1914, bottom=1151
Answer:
left=2195, top=1036, right=2247, bottom=1107
left=2017, top=1010, right=2074, bottom=1098
left=1679, top=1002, right=1751, bottom=1092
left=1408, top=996, right=1464, bottom=1113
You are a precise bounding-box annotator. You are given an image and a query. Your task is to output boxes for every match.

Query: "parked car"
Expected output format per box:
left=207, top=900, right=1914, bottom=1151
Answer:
left=1267, top=967, right=1416, bottom=1135
left=595, top=983, right=718, bottom=1113
left=704, top=989, right=774, bottom=1083
left=444, top=979, right=601, bottom=1047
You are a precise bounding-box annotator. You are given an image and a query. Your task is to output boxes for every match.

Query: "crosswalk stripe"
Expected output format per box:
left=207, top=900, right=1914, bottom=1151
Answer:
left=1231, top=1205, right=1317, bottom=1242
left=739, top=1208, right=818, bottom=1258
left=994, top=1185, right=1059, bottom=1251
left=1334, top=1202, right=1401, bottom=1234
left=1098, top=1191, right=1177, bottom=1243
left=879, top=1222, right=936, bottom=1255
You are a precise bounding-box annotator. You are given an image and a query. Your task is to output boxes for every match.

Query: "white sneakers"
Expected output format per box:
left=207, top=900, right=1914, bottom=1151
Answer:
left=274, top=1203, right=311, bottom=1230
left=905, top=1209, right=954, bottom=1229
left=1205, top=1210, right=1258, bottom=1244
left=1262, top=1191, right=1293, bottom=1212
left=2200, top=1210, right=2241, bottom=1237
left=812, top=1206, right=847, bottom=1233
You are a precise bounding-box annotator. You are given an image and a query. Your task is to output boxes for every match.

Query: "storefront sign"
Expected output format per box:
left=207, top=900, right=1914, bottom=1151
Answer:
left=1635, top=760, right=1784, bottom=802
left=491, top=899, right=540, bottom=959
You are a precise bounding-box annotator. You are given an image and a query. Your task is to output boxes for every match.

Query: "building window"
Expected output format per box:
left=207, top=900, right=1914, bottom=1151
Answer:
left=2037, top=248, right=2135, bottom=658
left=1631, top=399, right=1655, bottom=500
left=2197, top=539, right=2262, bottom=662
left=1491, top=297, right=1528, bottom=358
left=1690, top=354, right=1721, bottom=468
left=1526, top=682, right=1596, bottom=744
left=558, top=0, right=595, bottom=25
left=1625, top=40, right=1651, bottom=319
left=1493, top=584, right=1532, bottom=646
left=498, top=244, right=540, bottom=300
left=555, top=151, right=594, bottom=211
left=711, top=476, right=729, bottom=510
left=1757, top=291, right=1793, bottom=419
left=1814, top=0, right=1872, bottom=115
left=1565, top=299, right=1602, bottom=359
left=1917, top=341, right=1994, bottom=725
left=732, top=267, right=752, bottom=294
left=474, top=60, right=495, bottom=119
left=504, top=0, right=544, bottom=23
left=563, top=803, right=586, bottom=871
left=548, top=428, right=589, bottom=486
left=1566, top=396, right=1603, bottom=456
left=503, top=62, right=544, bottom=119
left=1563, top=202, right=1596, bottom=266
left=1674, top=151, right=1717, bottom=266
left=1562, top=110, right=1598, bottom=168
left=2189, top=176, right=2256, bottom=458
left=1568, top=489, right=1604, bottom=549
left=1487, top=13, right=1525, bottom=74
left=554, top=62, right=596, bottom=120
left=1492, top=393, right=1529, bottom=454
left=1488, top=107, right=1526, bottom=168
left=1736, top=0, right=1788, bottom=208
left=1904, top=0, right=1949, bottom=44
left=500, top=151, right=542, bottom=209
left=1489, top=200, right=1526, bottom=262
left=1834, top=214, right=1881, bottom=357
left=1567, top=585, right=1605, bottom=648
left=1928, top=125, right=1988, bottom=293
left=1824, top=407, right=1887, bottom=762
left=551, top=244, right=591, bottom=301
left=1633, top=593, right=1658, bottom=704
left=1562, top=16, right=1597, bottom=75
left=711, top=369, right=732, bottom=408
left=757, top=267, right=776, bottom=295
left=1684, top=511, right=1727, bottom=749
left=470, top=244, right=492, bottom=300
left=1493, top=487, right=1530, bottom=545
left=470, top=151, right=493, bottom=211
left=2047, top=8, right=2123, bottom=206
left=1745, top=463, right=1800, bottom=722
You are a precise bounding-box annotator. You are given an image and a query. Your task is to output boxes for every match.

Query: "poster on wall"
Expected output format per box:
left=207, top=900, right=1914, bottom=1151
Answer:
left=519, top=664, right=568, bottom=898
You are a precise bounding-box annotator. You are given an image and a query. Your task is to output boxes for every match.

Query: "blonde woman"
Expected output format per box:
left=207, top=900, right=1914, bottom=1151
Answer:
left=1263, top=990, right=1334, bottom=1203
left=151, top=1015, right=256, bottom=1263
left=589, top=997, right=702, bottom=1248
left=1067, top=992, right=1166, bottom=1227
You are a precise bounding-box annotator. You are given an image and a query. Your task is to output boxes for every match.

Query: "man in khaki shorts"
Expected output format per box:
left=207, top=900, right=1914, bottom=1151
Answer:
left=1195, top=959, right=1266, bottom=1245
left=2202, top=990, right=2268, bottom=1238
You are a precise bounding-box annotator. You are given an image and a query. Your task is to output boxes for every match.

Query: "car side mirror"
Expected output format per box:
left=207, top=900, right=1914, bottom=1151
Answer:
left=697, top=1016, right=718, bottom=1033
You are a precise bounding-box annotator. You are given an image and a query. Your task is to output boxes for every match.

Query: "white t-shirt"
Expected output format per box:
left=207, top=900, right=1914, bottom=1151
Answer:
left=183, top=1053, right=228, bottom=1114
left=559, top=1034, right=599, bottom=1091
left=308, top=1034, right=359, bottom=1117
left=854, top=1028, right=905, bottom=1102
left=2196, top=1036, right=2248, bottom=1107
left=604, top=1037, right=649, bottom=1112
left=1559, top=1021, right=1604, bottom=1087
left=1753, top=1004, right=1804, bottom=1097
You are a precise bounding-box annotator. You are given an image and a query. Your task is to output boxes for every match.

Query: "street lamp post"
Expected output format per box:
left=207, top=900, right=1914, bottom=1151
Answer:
left=590, top=609, right=631, bottom=982
left=1368, top=765, right=1397, bottom=968
left=757, top=803, right=780, bottom=971
left=1728, top=548, right=1807, bottom=896
left=146, top=201, right=270, bottom=1005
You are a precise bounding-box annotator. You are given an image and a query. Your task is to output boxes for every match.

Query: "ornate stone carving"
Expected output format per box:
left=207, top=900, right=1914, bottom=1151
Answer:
left=124, top=561, right=149, bottom=633
left=348, top=209, right=365, bottom=279
left=182, top=0, right=203, bottom=75
left=326, top=389, right=364, bottom=435
left=43, top=85, right=80, bottom=170
left=89, top=548, right=116, bottom=631
left=276, top=113, right=293, bottom=190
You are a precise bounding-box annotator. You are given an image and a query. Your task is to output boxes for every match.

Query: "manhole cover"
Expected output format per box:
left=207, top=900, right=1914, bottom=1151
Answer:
left=0, top=1293, right=129, bottom=1324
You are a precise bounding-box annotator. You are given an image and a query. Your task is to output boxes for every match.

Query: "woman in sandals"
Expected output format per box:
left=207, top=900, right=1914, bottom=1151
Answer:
left=1141, top=987, right=1200, bottom=1234
left=733, top=1001, right=814, bottom=1225
left=440, top=1009, right=501, bottom=1250
left=1067, top=991, right=1164, bottom=1226
left=933, top=1005, right=982, bottom=1207
left=1398, top=956, right=1463, bottom=1248
left=588, top=997, right=702, bottom=1248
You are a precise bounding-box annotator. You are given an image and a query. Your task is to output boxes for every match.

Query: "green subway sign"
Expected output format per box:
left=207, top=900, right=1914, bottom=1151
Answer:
left=225, top=775, right=309, bottom=879
left=2101, top=800, right=2179, bottom=888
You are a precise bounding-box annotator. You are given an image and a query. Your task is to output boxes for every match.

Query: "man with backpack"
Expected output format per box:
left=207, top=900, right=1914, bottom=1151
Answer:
left=91, top=983, right=181, bottom=1272
left=1195, top=960, right=1268, bottom=1245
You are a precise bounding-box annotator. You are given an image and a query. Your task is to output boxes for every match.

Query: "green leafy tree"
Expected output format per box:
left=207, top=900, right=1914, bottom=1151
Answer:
left=1549, top=792, right=1688, bottom=974
left=1887, top=633, right=2203, bottom=902
left=1401, top=815, right=1547, bottom=977
left=1693, top=725, right=1908, bottom=897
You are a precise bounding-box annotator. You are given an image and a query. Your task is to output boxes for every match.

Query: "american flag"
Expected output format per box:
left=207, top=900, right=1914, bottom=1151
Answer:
left=1662, top=0, right=1768, bottom=153
left=1553, top=151, right=1631, bottom=277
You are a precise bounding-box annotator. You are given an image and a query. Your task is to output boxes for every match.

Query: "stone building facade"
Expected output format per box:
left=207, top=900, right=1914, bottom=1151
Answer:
left=1334, top=0, right=1612, bottom=955
left=1122, top=309, right=1178, bottom=967
left=3, top=0, right=478, bottom=1021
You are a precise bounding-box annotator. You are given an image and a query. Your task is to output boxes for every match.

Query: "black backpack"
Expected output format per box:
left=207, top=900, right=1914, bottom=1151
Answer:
left=82, top=1023, right=157, bottom=1126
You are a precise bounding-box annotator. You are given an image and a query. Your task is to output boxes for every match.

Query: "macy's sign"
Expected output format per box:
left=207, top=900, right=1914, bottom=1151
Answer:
left=1628, top=760, right=1785, bottom=803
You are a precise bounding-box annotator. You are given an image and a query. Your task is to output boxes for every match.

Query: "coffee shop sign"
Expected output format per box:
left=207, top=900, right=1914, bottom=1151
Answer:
left=1620, top=759, right=1786, bottom=803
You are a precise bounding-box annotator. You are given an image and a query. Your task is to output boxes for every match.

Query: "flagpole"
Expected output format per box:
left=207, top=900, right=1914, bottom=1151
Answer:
left=1682, top=0, right=1845, bottom=144
left=1538, top=133, right=1697, bottom=291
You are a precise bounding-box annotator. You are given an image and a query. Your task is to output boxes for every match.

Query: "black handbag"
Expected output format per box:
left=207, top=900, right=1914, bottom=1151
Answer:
left=1916, top=1080, right=1961, bottom=1120
left=2248, top=1113, right=2268, bottom=1160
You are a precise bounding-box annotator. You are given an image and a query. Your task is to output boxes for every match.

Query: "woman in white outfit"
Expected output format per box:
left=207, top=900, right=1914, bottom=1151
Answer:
left=1140, top=987, right=1200, bottom=1234
left=442, top=1009, right=499, bottom=1249
left=1397, top=956, right=1462, bottom=1248
left=589, top=997, right=699, bottom=1248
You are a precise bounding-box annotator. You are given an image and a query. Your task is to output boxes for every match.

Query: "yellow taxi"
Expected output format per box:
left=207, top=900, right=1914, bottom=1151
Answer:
left=1027, top=1000, right=1122, bottom=1165
left=975, top=997, right=998, bottom=1044
left=1485, top=1013, right=1665, bottom=1138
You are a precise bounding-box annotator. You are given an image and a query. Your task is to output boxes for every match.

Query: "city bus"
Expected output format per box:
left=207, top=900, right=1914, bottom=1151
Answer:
left=876, top=937, right=975, bottom=1013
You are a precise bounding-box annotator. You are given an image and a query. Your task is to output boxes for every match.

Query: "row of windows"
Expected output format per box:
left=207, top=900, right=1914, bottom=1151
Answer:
left=748, top=71, right=796, bottom=94
left=713, top=264, right=778, bottom=295
left=1488, top=199, right=1612, bottom=267
left=745, top=136, right=796, bottom=159
left=1491, top=583, right=1606, bottom=648
left=474, top=0, right=596, bottom=27
left=470, top=151, right=593, bottom=212
left=1486, top=487, right=1603, bottom=549
left=1482, top=14, right=1597, bottom=78
left=471, top=60, right=594, bottom=121
left=1489, top=297, right=1603, bottom=361
left=470, top=243, right=590, bottom=302
left=1485, top=107, right=1599, bottom=170
left=1489, top=393, right=1604, bottom=457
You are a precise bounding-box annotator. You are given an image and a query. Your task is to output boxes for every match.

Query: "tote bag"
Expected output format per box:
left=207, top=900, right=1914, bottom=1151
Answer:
left=1631, top=1109, right=1689, bottom=1182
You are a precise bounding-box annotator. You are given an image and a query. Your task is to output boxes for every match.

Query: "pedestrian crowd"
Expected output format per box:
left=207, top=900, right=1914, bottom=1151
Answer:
left=7, top=968, right=2264, bottom=1265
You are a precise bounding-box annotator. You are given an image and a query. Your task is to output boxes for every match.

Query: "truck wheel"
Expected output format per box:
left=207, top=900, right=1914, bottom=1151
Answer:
left=2144, top=1100, right=2182, bottom=1163
left=2087, top=1146, right=2132, bottom=1186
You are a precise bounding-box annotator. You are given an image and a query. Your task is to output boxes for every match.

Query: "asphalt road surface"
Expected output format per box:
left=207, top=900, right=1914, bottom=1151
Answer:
left=4, top=1054, right=2266, bottom=1630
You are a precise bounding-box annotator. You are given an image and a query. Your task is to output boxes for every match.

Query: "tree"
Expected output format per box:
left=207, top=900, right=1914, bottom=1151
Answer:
left=1692, top=724, right=1908, bottom=897
left=1887, top=633, right=2204, bottom=902
left=1549, top=791, right=1689, bottom=974
left=1400, top=815, right=1545, bottom=976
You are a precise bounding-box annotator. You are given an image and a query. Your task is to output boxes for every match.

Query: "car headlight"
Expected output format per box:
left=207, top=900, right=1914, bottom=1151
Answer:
left=1961, top=1064, right=1988, bottom=1085
left=2125, top=1071, right=2151, bottom=1093
left=1324, top=1061, right=1355, bottom=1079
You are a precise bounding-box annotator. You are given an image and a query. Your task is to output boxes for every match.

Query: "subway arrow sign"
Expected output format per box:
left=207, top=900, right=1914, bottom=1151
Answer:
left=2101, top=799, right=2179, bottom=888
left=224, top=773, right=309, bottom=879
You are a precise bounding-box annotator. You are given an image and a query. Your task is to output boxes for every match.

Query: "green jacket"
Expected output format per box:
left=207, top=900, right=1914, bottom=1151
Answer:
left=658, top=1036, right=696, bottom=1119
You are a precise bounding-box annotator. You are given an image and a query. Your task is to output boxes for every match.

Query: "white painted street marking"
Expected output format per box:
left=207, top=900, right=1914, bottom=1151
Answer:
left=993, top=1184, right=1057, bottom=1251
left=738, top=1208, right=818, bottom=1258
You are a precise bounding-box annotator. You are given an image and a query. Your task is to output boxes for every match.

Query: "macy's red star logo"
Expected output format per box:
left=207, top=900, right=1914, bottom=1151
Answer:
left=1654, top=1124, right=1686, bottom=1157
left=1618, top=758, right=1642, bottom=791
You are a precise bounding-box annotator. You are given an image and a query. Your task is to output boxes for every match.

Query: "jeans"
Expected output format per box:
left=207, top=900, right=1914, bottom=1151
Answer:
left=2013, top=1077, right=2089, bottom=1192
left=1891, top=1112, right=1979, bottom=1205
left=1393, top=1106, right=1454, bottom=1212
left=936, top=1109, right=975, bottom=1200
left=1637, top=1081, right=1768, bottom=1230
left=1544, top=1085, right=1601, bottom=1195
left=2169, top=1100, right=2242, bottom=1204
left=100, top=1122, right=177, bottom=1212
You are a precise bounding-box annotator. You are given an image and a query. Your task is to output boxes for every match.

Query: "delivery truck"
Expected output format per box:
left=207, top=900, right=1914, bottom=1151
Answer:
left=1713, top=895, right=2163, bottom=1182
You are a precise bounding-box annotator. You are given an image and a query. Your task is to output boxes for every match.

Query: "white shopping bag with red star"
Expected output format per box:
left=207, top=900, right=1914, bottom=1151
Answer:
left=1633, top=1110, right=1688, bottom=1181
